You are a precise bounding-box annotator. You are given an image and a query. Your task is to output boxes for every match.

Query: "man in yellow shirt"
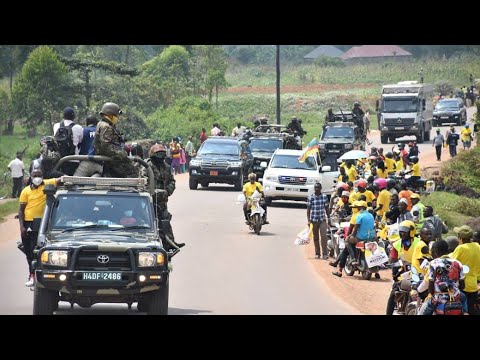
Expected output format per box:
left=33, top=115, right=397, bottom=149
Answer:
left=345, top=161, right=358, bottom=182
left=460, top=124, right=473, bottom=150
left=451, top=225, right=480, bottom=315
left=19, top=169, right=62, bottom=286
left=405, top=156, right=421, bottom=188
left=243, top=173, right=268, bottom=225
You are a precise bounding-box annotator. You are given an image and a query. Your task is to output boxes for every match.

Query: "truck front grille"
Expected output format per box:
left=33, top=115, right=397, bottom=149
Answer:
left=75, top=250, right=132, bottom=271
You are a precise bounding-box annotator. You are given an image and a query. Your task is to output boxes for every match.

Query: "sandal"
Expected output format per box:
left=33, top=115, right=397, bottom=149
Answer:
left=332, top=271, right=342, bottom=277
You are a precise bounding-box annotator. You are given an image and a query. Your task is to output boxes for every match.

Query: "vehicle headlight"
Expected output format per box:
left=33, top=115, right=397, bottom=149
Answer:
left=265, top=175, right=278, bottom=182
left=319, top=144, right=326, bottom=149
left=189, top=159, right=201, bottom=166
left=41, top=250, right=69, bottom=267
left=229, top=161, right=243, bottom=168
left=138, top=252, right=165, bottom=267
left=344, top=144, right=353, bottom=149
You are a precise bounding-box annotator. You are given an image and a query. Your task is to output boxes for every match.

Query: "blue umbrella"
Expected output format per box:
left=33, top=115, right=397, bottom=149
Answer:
left=338, top=150, right=369, bottom=160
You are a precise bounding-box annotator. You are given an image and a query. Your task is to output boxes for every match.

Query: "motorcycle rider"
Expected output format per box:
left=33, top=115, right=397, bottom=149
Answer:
left=386, top=220, right=421, bottom=314
left=243, top=173, right=268, bottom=225
left=404, top=156, right=421, bottom=188
left=410, top=193, right=425, bottom=235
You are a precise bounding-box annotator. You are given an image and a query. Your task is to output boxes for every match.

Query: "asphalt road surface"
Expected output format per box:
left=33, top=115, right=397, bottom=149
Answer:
left=0, top=107, right=475, bottom=315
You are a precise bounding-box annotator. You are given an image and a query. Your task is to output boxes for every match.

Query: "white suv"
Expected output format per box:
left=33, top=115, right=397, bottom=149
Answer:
left=262, top=149, right=339, bottom=205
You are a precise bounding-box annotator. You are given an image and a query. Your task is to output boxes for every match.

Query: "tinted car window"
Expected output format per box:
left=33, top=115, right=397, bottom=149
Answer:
left=198, top=141, right=239, bottom=156
left=270, top=154, right=317, bottom=170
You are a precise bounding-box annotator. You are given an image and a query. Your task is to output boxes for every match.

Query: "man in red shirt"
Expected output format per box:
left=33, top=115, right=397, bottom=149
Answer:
left=200, top=128, right=207, bottom=143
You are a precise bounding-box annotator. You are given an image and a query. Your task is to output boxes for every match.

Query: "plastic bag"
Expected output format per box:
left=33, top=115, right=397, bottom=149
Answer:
left=295, top=224, right=313, bottom=245
left=236, top=194, right=246, bottom=204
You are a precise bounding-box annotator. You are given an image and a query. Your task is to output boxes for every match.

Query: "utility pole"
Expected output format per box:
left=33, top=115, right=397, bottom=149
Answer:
left=276, top=45, right=281, bottom=125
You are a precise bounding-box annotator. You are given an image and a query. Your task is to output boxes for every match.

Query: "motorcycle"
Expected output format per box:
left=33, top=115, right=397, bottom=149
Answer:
left=386, top=259, right=414, bottom=315
left=397, top=171, right=434, bottom=194
left=344, top=239, right=381, bottom=280
left=327, top=217, right=349, bottom=259
left=246, top=192, right=265, bottom=235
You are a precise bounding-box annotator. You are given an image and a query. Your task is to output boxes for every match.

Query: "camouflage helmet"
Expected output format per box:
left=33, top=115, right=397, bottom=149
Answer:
left=354, top=102, right=360, bottom=107
left=149, top=143, right=166, bottom=157
left=100, top=102, right=123, bottom=116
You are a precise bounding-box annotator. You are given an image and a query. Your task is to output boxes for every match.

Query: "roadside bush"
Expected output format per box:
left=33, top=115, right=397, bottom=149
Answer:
left=434, top=81, right=454, bottom=96
left=441, top=147, right=480, bottom=196
left=314, top=56, right=345, bottom=67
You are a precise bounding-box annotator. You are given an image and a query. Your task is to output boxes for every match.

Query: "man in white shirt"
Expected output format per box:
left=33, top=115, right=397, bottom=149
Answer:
left=53, top=107, right=83, bottom=175
left=7, top=151, right=25, bottom=198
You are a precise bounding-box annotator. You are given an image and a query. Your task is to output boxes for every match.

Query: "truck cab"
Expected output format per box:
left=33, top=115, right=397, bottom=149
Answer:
left=318, top=118, right=365, bottom=159
left=377, top=81, right=433, bottom=144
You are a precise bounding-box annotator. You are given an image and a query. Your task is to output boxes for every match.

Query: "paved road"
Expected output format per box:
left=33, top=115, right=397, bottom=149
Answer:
left=0, top=107, right=475, bottom=315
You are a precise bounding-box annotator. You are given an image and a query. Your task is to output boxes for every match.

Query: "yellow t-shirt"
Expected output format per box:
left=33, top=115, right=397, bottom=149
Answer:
left=411, top=163, right=420, bottom=177
left=376, top=189, right=391, bottom=216
left=350, top=211, right=359, bottom=225
left=451, top=242, right=480, bottom=293
left=376, top=168, right=387, bottom=179
left=243, top=181, right=263, bottom=197
left=461, top=128, right=472, bottom=142
left=411, top=240, right=431, bottom=276
left=396, top=158, right=404, bottom=171
left=345, top=167, right=358, bottom=182
left=384, top=157, right=396, bottom=174
left=19, top=178, right=57, bottom=221
left=350, top=190, right=375, bottom=205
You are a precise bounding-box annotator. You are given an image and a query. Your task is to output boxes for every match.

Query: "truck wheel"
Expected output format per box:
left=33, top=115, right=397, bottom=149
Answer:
left=380, top=134, right=388, bottom=144
left=234, top=172, right=243, bottom=191
left=264, top=197, right=272, bottom=206
left=457, top=117, right=462, bottom=126
left=416, top=129, right=425, bottom=143
left=147, top=279, right=169, bottom=315
left=33, top=282, right=58, bottom=315
left=389, top=136, right=396, bottom=142
left=189, top=178, right=198, bottom=190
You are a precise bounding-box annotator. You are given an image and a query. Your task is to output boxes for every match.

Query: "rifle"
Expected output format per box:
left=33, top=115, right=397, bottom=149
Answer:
left=19, top=144, right=29, bottom=158
left=339, top=109, right=347, bottom=122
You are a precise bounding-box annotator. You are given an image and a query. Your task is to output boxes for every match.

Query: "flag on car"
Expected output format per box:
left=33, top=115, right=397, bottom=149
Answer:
left=298, top=144, right=319, bottom=163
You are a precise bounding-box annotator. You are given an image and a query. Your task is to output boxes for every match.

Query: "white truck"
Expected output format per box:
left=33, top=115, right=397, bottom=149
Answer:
left=262, top=149, right=338, bottom=205
left=376, top=81, right=434, bottom=144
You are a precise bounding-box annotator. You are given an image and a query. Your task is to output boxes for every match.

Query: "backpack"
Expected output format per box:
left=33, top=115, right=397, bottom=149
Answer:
left=54, top=121, right=76, bottom=157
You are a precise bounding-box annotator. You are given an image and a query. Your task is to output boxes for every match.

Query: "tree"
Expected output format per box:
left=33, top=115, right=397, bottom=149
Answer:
left=0, top=45, right=37, bottom=92
left=0, top=88, right=12, bottom=134
left=191, top=45, right=228, bottom=105
left=142, top=45, right=190, bottom=107
left=11, top=46, right=68, bottom=135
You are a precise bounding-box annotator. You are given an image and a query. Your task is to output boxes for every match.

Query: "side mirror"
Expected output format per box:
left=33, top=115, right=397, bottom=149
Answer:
left=321, top=165, right=332, bottom=172
left=260, top=161, right=267, bottom=168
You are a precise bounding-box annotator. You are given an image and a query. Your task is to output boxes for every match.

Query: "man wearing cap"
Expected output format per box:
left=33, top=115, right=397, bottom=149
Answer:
left=333, top=190, right=352, bottom=219
left=446, top=126, right=459, bottom=157
left=94, top=102, right=137, bottom=178
left=410, top=193, right=425, bottom=234
left=397, top=198, right=413, bottom=223
left=307, top=182, right=329, bottom=260
left=432, top=128, right=445, bottom=161
left=53, top=107, right=84, bottom=175
left=451, top=225, right=480, bottom=315
left=460, top=124, right=473, bottom=150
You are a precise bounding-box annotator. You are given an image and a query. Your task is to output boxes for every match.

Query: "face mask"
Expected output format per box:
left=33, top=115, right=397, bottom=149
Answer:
left=154, top=153, right=166, bottom=160
left=32, top=177, right=43, bottom=186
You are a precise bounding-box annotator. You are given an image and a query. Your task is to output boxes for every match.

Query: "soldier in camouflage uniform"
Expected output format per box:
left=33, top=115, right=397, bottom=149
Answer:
left=144, top=144, right=185, bottom=249
left=93, top=102, right=137, bottom=178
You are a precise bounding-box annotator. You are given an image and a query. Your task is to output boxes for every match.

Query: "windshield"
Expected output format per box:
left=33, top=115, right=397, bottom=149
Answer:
left=322, top=127, right=354, bottom=139
left=198, top=141, right=239, bottom=156
left=50, top=195, right=154, bottom=231
left=249, top=138, right=283, bottom=152
left=435, top=101, right=460, bottom=110
left=382, top=97, right=418, bottom=113
left=270, top=154, right=317, bottom=170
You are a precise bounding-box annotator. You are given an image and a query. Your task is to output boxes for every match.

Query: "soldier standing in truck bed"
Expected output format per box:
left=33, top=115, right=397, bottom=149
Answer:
left=94, top=102, right=137, bottom=178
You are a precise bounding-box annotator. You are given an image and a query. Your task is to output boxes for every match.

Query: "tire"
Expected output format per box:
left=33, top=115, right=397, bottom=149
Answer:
left=137, top=299, right=149, bottom=312
left=344, top=257, right=355, bottom=276
left=380, top=134, right=388, bottom=144
left=33, top=282, right=58, bottom=315
left=189, top=178, right=198, bottom=190
left=406, top=304, right=417, bottom=316
left=253, top=213, right=262, bottom=235
left=389, top=136, right=395, bottom=143
left=416, top=128, right=425, bottom=143
left=147, top=279, right=169, bottom=315
left=433, top=120, right=438, bottom=127
left=201, top=182, right=209, bottom=188
left=264, top=197, right=272, bottom=206
left=234, top=172, right=243, bottom=191
left=362, top=270, right=372, bottom=280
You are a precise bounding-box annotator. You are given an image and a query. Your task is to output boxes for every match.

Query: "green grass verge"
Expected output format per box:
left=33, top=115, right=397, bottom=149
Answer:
left=0, top=199, right=18, bottom=223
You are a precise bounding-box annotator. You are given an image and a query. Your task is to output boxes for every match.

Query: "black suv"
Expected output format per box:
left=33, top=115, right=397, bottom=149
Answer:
left=249, top=135, right=285, bottom=181
left=318, top=120, right=365, bottom=158
left=189, top=137, right=253, bottom=190
left=433, top=98, right=467, bottom=126
left=32, top=156, right=179, bottom=315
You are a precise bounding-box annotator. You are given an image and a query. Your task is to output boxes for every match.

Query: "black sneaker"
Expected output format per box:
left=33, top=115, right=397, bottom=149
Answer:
left=175, top=242, right=185, bottom=249
left=263, top=220, right=270, bottom=225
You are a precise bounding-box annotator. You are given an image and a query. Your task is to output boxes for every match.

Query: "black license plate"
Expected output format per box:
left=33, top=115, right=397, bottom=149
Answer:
left=82, top=272, right=122, bottom=281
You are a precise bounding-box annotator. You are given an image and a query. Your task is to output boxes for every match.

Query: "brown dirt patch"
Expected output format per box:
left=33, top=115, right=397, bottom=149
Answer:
left=224, top=83, right=376, bottom=95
